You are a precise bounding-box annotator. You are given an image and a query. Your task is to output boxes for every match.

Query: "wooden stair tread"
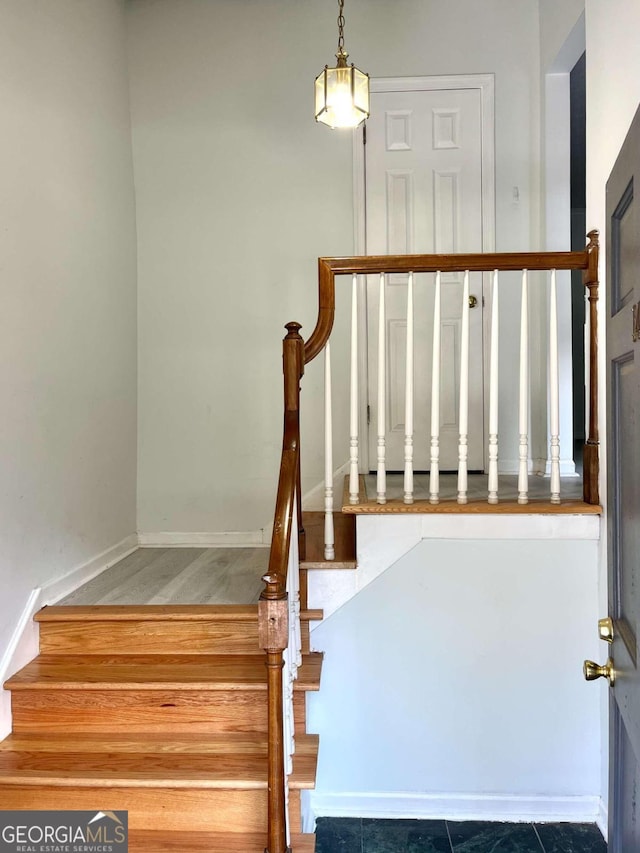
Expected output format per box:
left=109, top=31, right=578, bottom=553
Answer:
left=0, top=732, right=319, bottom=754
left=342, top=497, right=603, bottom=514
left=128, top=830, right=315, bottom=852
left=37, top=605, right=260, bottom=622
left=5, top=653, right=323, bottom=692
left=37, top=605, right=323, bottom=622
left=0, top=737, right=318, bottom=788
left=301, top=511, right=357, bottom=569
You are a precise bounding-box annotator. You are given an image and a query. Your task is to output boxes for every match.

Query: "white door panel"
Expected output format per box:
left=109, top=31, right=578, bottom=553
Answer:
left=365, top=87, right=485, bottom=471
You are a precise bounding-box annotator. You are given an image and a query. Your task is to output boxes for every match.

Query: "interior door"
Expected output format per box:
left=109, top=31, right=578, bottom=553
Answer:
left=364, top=86, right=485, bottom=472
left=603, top=103, right=640, bottom=851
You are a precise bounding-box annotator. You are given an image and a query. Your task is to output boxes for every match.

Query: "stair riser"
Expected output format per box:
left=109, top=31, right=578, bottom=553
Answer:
left=38, top=622, right=264, bottom=656
left=11, top=691, right=308, bottom=734
left=12, top=690, right=266, bottom=733
left=294, top=693, right=306, bottom=730
left=0, top=786, right=301, bottom=833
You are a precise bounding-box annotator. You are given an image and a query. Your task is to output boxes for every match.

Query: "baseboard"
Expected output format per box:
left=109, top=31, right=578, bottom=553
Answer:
left=40, top=534, right=139, bottom=603
left=597, top=799, right=608, bottom=839
left=0, top=533, right=138, bottom=739
left=500, top=459, right=578, bottom=477
left=137, top=531, right=269, bottom=547
left=307, top=792, right=601, bottom=827
left=0, top=589, right=41, bottom=739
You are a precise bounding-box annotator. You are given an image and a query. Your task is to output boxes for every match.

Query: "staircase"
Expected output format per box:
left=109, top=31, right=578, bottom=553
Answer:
left=0, top=604, right=323, bottom=851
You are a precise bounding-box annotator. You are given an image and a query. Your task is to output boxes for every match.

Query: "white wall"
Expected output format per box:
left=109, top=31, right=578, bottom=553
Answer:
left=539, top=0, right=585, bottom=75
left=128, top=0, right=541, bottom=538
left=584, top=0, right=640, bottom=828
left=536, top=3, right=585, bottom=474
left=308, top=535, right=601, bottom=823
left=0, top=0, right=138, bottom=659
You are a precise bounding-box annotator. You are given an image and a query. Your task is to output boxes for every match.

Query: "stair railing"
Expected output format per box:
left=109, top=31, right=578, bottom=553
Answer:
left=259, top=322, right=304, bottom=853
left=259, top=232, right=600, bottom=851
left=316, top=232, right=601, bottom=555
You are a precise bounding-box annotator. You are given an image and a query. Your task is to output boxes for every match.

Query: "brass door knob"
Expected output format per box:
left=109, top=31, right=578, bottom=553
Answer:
left=584, top=658, right=616, bottom=685
left=598, top=617, right=614, bottom=643
left=468, top=294, right=478, bottom=309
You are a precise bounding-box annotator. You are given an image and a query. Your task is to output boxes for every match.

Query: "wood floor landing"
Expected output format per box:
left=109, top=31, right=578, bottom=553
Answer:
left=343, top=474, right=601, bottom=514
left=59, top=548, right=269, bottom=607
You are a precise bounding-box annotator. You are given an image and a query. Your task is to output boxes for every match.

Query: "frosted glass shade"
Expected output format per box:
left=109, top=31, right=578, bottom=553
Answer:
left=315, top=63, right=369, bottom=129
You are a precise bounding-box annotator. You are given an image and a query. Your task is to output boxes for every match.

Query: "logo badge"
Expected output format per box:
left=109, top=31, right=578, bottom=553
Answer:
left=0, top=810, right=128, bottom=852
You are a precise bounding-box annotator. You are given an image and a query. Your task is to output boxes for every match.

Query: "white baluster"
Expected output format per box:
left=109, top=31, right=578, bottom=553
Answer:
left=549, top=269, right=561, bottom=503
left=349, top=274, right=360, bottom=504
left=283, top=497, right=300, bottom=847
left=488, top=270, right=499, bottom=504
left=324, top=343, right=335, bottom=559
left=518, top=270, right=529, bottom=504
left=404, top=272, right=414, bottom=504
left=429, top=271, right=441, bottom=504
left=290, top=499, right=302, bottom=670
left=377, top=273, right=387, bottom=504
left=282, top=645, right=293, bottom=847
left=457, top=270, right=470, bottom=504
left=282, top=646, right=293, bottom=776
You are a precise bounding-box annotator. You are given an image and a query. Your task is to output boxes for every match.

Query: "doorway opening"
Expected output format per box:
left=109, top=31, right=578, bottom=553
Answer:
left=570, top=51, right=586, bottom=473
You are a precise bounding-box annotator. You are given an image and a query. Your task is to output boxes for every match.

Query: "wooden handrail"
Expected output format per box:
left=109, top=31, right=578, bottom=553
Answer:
left=305, top=246, right=595, bottom=364
left=260, top=322, right=303, bottom=853
left=260, top=233, right=600, bottom=851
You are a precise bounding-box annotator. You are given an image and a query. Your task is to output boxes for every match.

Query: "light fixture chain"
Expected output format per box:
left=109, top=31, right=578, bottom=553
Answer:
left=337, top=0, right=345, bottom=53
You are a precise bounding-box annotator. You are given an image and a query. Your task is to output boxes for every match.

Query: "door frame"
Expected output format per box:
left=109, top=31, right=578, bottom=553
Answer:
left=352, top=74, right=496, bottom=472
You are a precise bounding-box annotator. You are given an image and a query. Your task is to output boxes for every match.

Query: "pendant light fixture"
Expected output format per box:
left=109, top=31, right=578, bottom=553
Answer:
left=315, top=0, right=369, bottom=129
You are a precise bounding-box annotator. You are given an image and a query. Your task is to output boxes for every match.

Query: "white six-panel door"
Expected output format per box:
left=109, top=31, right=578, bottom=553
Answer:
left=363, top=83, right=490, bottom=472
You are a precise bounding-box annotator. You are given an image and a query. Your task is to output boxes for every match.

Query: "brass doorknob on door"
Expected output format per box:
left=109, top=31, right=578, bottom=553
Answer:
left=468, top=294, right=478, bottom=308
left=598, top=617, right=614, bottom=643
left=584, top=658, right=616, bottom=685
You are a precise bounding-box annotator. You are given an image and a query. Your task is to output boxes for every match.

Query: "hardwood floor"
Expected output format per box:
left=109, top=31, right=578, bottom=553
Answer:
left=59, top=547, right=269, bottom=607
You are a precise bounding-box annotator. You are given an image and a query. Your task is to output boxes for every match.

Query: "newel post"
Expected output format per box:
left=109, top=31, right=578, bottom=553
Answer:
left=583, top=230, right=600, bottom=504
left=259, top=575, right=290, bottom=853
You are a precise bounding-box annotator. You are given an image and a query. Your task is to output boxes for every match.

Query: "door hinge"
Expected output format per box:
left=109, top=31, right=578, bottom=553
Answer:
left=363, top=123, right=367, bottom=145
left=633, top=301, right=640, bottom=342
left=367, top=404, right=371, bottom=425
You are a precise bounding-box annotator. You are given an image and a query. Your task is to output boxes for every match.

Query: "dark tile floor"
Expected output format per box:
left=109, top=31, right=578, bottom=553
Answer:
left=315, top=818, right=607, bottom=853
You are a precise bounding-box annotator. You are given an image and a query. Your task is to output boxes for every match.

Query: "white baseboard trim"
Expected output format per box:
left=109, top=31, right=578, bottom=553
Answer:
left=41, top=534, right=139, bottom=604
left=597, top=799, right=608, bottom=839
left=306, top=792, right=601, bottom=827
left=0, top=533, right=138, bottom=739
left=500, top=459, right=579, bottom=477
left=137, top=531, right=269, bottom=547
